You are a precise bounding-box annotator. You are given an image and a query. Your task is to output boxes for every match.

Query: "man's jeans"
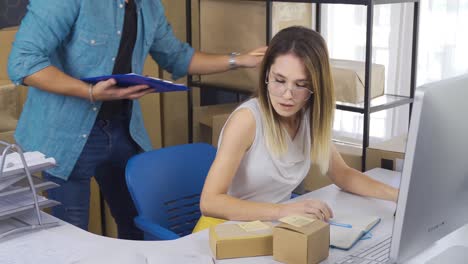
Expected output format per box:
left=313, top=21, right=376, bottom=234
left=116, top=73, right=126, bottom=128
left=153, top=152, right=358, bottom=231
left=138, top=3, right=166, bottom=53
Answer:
left=44, top=114, right=143, bottom=240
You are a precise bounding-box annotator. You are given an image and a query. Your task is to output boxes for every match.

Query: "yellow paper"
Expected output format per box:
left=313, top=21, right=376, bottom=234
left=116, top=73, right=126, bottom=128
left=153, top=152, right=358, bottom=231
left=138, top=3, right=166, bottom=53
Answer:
left=237, top=220, right=270, bottom=232
left=279, top=215, right=316, bottom=228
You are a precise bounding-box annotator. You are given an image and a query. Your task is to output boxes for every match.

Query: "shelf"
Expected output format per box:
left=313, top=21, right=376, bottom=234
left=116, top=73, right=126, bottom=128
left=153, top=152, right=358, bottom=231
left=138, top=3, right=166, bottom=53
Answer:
left=189, top=81, right=253, bottom=95
left=0, top=176, right=59, bottom=198
left=190, top=80, right=413, bottom=114
left=336, top=94, right=413, bottom=114
left=264, top=0, right=419, bottom=5
left=0, top=195, right=59, bottom=221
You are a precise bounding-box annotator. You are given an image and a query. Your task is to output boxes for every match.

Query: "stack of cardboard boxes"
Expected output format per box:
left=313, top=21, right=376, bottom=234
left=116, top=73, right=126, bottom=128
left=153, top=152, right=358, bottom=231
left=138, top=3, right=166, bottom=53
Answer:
left=209, top=216, right=330, bottom=264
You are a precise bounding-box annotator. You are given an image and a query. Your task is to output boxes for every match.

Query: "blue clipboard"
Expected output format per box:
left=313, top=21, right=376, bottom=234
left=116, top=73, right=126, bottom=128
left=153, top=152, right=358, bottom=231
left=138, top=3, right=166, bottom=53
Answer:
left=81, top=73, right=188, bottom=93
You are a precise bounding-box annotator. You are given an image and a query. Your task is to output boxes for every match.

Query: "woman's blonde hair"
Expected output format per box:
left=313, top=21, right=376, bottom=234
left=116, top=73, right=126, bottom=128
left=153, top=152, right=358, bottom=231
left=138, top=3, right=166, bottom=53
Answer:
left=255, top=26, right=335, bottom=174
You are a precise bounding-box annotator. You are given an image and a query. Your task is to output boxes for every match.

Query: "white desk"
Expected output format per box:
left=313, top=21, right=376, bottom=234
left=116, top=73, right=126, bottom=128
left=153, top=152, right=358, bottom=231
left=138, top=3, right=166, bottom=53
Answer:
left=0, top=168, right=467, bottom=264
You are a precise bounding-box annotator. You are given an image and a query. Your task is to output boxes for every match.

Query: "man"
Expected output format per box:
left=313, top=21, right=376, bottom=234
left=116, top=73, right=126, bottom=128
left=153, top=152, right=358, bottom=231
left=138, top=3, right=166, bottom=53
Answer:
left=8, top=0, right=265, bottom=240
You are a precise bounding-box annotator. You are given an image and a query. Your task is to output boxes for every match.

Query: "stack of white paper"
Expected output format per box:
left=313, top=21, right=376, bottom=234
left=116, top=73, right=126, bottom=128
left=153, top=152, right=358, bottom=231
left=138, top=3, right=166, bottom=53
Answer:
left=0, top=151, right=59, bottom=222
left=0, top=151, right=56, bottom=178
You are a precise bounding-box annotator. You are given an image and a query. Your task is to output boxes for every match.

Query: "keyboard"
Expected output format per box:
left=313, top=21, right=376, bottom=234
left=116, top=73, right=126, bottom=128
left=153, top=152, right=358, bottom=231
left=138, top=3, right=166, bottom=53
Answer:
left=334, top=236, right=392, bottom=264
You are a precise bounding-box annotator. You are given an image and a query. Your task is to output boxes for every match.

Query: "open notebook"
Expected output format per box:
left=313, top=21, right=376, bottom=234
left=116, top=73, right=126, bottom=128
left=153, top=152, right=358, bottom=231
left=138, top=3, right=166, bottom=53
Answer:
left=330, top=215, right=381, bottom=250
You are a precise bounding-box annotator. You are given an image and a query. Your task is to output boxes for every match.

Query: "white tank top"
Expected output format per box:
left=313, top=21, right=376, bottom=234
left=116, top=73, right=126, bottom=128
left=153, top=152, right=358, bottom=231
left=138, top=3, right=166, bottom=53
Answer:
left=219, top=98, right=311, bottom=203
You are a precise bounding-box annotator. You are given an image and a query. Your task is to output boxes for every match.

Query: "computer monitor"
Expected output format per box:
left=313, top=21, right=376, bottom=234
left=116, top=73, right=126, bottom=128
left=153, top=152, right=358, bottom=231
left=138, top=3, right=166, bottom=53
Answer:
left=390, top=74, right=468, bottom=262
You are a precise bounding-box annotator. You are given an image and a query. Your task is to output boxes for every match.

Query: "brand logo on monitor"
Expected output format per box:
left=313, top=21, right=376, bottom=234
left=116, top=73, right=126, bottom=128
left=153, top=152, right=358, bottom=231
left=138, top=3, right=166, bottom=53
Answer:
left=428, top=221, right=445, bottom=233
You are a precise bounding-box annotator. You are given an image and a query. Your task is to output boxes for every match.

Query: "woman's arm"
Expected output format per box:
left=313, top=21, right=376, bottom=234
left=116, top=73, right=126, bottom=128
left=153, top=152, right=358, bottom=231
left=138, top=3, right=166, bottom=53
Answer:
left=200, top=108, right=333, bottom=221
left=327, top=144, right=399, bottom=202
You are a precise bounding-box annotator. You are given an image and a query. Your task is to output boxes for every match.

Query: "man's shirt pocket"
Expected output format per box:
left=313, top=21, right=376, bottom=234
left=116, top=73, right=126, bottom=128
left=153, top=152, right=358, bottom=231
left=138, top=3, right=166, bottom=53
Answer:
left=65, top=29, right=109, bottom=68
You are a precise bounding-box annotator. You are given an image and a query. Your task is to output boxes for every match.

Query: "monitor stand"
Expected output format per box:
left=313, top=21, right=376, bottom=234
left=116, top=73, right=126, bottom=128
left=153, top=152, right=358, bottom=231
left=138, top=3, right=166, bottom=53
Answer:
left=425, top=246, right=468, bottom=264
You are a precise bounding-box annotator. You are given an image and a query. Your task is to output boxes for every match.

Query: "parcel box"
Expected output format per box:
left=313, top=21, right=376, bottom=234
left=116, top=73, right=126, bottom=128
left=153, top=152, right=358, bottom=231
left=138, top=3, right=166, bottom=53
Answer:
left=209, top=221, right=274, bottom=259
left=331, top=59, right=385, bottom=104
left=366, top=135, right=407, bottom=171
left=273, top=220, right=330, bottom=264
left=0, top=27, right=18, bottom=81
left=193, top=103, right=238, bottom=145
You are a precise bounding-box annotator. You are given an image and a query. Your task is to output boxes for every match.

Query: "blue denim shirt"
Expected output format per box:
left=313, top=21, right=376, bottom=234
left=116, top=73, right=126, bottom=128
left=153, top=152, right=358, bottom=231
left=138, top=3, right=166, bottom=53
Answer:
left=8, top=0, right=194, bottom=180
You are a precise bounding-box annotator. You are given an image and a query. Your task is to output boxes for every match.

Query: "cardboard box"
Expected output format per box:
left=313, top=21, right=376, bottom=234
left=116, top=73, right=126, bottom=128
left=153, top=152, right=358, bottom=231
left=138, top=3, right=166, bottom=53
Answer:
left=331, top=59, right=385, bottom=104
left=209, top=222, right=274, bottom=259
left=0, top=27, right=18, bottom=81
left=199, top=1, right=312, bottom=94
left=366, top=135, right=407, bottom=171
left=193, top=103, right=238, bottom=145
left=273, top=220, right=329, bottom=264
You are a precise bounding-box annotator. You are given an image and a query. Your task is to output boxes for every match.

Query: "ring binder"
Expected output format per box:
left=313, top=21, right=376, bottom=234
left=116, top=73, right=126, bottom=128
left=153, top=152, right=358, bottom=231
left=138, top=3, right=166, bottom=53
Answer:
left=0, top=141, right=60, bottom=239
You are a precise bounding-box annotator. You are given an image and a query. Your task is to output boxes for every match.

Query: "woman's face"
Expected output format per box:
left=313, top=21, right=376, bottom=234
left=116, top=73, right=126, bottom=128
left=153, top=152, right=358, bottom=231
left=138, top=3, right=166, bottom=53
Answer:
left=267, top=53, right=311, bottom=120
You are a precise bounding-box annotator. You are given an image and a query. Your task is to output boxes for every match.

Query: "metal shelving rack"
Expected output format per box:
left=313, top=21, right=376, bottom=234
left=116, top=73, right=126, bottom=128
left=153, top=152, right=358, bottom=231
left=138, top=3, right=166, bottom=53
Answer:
left=186, top=0, right=420, bottom=170
left=0, top=141, right=60, bottom=239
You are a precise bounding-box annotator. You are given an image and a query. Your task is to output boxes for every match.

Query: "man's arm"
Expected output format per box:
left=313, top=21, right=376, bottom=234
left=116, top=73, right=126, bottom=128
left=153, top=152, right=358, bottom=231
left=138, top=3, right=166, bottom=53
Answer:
left=188, top=47, right=267, bottom=75
left=23, top=66, right=152, bottom=102
left=9, top=0, right=152, bottom=101
left=148, top=1, right=265, bottom=80
left=8, top=0, right=80, bottom=87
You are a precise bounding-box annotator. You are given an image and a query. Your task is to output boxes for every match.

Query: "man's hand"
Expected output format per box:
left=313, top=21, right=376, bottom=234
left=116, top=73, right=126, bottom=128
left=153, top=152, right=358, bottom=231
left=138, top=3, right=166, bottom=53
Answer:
left=92, top=78, right=153, bottom=101
left=236, top=46, right=268, bottom=68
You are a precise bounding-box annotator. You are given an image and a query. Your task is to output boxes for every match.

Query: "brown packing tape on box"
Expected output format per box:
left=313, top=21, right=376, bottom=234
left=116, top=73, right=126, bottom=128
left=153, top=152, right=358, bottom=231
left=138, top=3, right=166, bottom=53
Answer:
left=273, top=221, right=329, bottom=264
left=366, top=135, right=407, bottom=171
left=209, top=222, right=274, bottom=259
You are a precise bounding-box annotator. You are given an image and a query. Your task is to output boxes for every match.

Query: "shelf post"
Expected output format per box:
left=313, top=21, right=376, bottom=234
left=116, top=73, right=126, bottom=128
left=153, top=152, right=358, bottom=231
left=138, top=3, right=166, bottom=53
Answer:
left=362, top=1, right=374, bottom=171
left=266, top=0, right=272, bottom=44
left=186, top=0, right=194, bottom=143
left=409, top=1, right=420, bottom=121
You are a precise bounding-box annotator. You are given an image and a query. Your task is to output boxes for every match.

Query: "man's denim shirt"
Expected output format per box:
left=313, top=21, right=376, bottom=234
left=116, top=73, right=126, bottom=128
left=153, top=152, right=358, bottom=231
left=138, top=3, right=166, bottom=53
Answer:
left=8, top=0, right=194, bottom=180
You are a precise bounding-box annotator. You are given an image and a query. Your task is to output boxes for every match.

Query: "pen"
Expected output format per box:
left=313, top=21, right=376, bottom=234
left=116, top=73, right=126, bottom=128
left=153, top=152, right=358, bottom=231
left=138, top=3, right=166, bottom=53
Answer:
left=328, top=220, right=352, bottom=228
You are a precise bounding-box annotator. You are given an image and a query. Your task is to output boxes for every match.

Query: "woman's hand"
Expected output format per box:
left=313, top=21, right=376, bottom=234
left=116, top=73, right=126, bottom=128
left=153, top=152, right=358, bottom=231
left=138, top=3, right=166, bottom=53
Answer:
left=236, top=46, right=268, bottom=68
left=278, top=199, right=334, bottom=221
left=92, top=78, right=153, bottom=101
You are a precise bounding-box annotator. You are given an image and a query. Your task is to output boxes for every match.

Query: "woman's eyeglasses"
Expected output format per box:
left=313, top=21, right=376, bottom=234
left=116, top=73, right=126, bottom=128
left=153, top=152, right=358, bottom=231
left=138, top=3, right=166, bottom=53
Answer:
left=265, top=72, right=313, bottom=101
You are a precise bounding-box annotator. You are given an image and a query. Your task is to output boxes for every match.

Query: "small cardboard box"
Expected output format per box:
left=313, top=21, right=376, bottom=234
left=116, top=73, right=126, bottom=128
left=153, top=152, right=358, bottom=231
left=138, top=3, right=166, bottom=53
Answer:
left=273, top=220, right=330, bottom=264
left=209, top=222, right=274, bottom=259
left=192, top=103, right=238, bottom=145
left=366, top=135, right=407, bottom=171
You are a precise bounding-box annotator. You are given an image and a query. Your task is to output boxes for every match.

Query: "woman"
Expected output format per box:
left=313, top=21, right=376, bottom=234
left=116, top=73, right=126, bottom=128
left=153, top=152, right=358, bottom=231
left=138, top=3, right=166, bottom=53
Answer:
left=195, top=26, right=398, bottom=231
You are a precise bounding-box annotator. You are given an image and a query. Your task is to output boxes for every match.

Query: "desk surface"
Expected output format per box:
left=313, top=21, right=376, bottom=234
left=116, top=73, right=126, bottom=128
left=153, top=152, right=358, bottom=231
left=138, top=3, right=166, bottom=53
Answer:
left=0, top=168, right=467, bottom=264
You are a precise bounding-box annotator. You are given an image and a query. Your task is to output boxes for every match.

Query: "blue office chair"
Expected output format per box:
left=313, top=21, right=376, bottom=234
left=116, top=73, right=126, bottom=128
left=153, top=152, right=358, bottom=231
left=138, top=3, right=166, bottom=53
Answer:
left=125, top=143, right=216, bottom=240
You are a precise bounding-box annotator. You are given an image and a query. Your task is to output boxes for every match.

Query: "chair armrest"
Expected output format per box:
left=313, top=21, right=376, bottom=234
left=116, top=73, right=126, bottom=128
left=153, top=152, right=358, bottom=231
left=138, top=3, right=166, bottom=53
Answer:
left=134, top=216, right=180, bottom=240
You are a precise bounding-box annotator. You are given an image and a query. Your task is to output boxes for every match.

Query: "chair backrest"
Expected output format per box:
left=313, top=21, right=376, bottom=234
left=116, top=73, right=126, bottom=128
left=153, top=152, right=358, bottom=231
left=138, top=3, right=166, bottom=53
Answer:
left=125, top=143, right=216, bottom=238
